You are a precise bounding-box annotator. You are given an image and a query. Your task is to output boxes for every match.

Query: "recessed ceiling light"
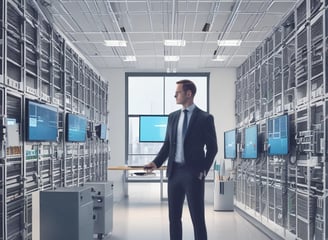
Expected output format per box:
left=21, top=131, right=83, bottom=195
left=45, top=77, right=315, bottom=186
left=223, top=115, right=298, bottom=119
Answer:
left=217, top=40, right=242, bottom=46
left=164, top=56, right=180, bottom=62
left=104, top=40, right=127, bottom=47
left=124, top=56, right=136, bottom=61
left=164, top=40, right=186, bottom=47
left=212, top=55, right=227, bottom=61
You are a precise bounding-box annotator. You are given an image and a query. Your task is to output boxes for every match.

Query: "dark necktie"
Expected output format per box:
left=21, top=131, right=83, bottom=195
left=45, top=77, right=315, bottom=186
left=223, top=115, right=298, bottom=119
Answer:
left=182, top=109, right=188, bottom=138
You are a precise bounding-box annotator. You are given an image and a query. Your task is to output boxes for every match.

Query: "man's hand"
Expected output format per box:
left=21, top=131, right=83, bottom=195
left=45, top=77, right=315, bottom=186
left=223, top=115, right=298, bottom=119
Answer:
left=198, top=170, right=207, bottom=180
left=144, top=162, right=157, bottom=172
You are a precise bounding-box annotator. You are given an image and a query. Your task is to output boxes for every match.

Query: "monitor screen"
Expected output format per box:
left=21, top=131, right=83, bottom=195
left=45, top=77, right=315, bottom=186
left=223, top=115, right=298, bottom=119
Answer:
left=139, top=115, right=168, bottom=142
left=7, top=118, right=16, bottom=125
left=26, top=100, right=58, bottom=141
left=242, top=125, right=258, bottom=159
left=267, top=114, right=289, bottom=155
left=224, top=129, right=236, bottom=159
left=66, top=113, right=87, bottom=142
left=96, top=123, right=107, bottom=140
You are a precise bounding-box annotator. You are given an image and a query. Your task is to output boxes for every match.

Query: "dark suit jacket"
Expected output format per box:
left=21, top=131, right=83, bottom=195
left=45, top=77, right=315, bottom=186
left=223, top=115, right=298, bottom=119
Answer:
left=153, top=106, right=218, bottom=179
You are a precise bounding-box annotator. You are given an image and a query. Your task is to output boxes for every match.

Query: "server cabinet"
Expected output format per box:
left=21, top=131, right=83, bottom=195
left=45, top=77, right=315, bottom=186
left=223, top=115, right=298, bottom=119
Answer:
left=234, top=1, right=327, bottom=239
left=40, top=186, right=93, bottom=240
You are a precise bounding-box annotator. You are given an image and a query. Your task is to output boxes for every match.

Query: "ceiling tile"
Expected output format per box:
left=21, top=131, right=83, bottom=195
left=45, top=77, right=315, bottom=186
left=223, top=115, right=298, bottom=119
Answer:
left=267, top=2, right=297, bottom=13
left=43, top=0, right=297, bottom=71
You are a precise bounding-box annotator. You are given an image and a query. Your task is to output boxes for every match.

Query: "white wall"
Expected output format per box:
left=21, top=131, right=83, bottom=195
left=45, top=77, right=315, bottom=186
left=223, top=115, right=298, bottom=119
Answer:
left=101, top=68, right=236, bottom=201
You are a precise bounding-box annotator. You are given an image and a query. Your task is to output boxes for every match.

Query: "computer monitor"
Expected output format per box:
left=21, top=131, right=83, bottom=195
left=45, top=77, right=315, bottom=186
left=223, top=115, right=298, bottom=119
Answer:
left=139, top=115, right=168, bottom=142
left=267, top=114, right=289, bottom=155
left=26, top=100, right=58, bottom=141
left=96, top=123, right=107, bottom=140
left=66, top=113, right=87, bottom=142
left=242, top=125, right=258, bottom=159
left=224, top=129, right=236, bottom=159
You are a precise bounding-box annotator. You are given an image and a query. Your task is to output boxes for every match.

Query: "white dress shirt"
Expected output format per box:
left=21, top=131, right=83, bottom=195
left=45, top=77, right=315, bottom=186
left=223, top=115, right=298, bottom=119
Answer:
left=175, top=104, right=196, bottom=164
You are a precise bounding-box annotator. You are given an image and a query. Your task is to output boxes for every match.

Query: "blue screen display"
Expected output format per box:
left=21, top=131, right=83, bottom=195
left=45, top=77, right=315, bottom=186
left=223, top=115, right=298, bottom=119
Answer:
left=139, top=116, right=168, bottom=142
left=267, top=114, right=289, bottom=155
left=96, top=123, right=107, bottom=140
left=242, top=125, right=258, bottom=159
left=27, top=101, right=58, bottom=141
left=100, top=124, right=107, bottom=139
left=224, top=129, right=236, bottom=159
left=66, top=113, right=87, bottom=142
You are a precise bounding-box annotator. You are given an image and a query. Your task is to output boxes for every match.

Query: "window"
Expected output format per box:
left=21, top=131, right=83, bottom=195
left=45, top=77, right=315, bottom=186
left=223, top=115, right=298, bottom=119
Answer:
left=126, top=73, right=209, bottom=179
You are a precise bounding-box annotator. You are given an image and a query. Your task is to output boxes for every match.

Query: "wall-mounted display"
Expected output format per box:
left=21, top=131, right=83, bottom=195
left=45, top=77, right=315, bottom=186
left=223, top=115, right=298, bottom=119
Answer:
left=267, top=114, right=289, bottom=155
left=242, top=125, right=258, bottom=159
left=224, top=129, right=237, bottom=159
left=66, top=113, right=87, bottom=142
left=96, top=123, right=107, bottom=140
left=26, top=100, right=58, bottom=141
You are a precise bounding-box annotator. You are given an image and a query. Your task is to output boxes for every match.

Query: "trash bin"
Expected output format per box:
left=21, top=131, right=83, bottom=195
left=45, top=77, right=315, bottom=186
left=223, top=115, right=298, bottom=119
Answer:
left=214, top=180, right=234, bottom=211
left=213, top=160, right=233, bottom=211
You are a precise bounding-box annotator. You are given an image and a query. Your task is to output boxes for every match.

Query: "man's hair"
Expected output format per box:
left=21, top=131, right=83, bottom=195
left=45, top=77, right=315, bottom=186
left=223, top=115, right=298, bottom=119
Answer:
left=176, top=79, right=197, bottom=96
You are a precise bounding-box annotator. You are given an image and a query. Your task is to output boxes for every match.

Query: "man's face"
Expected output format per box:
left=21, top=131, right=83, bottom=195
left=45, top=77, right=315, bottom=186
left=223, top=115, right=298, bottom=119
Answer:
left=175, top=84, right=188, bottom=105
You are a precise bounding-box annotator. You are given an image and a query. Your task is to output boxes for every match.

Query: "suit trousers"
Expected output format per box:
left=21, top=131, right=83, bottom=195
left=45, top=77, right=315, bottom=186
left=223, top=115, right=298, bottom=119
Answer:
left=168, top=163, right=207, bottom=240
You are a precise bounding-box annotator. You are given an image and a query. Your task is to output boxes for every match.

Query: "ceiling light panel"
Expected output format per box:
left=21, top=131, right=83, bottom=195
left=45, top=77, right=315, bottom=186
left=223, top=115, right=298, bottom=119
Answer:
left=164, top=56, right=180, bottom=62
left=104, top=40, right=127, bottom=47
left=217, top=40, right=242, bottom=46
left=212, top=55, right=228, bottom=61
left=164, top=40, right=186, bottom=46
left=124, top=56, right=137, bottom=62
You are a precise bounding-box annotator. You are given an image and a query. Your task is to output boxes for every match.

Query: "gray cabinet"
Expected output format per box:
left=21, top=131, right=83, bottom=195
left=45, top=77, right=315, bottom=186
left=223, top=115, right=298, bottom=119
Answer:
left=40, top=186, right=94, bottom=240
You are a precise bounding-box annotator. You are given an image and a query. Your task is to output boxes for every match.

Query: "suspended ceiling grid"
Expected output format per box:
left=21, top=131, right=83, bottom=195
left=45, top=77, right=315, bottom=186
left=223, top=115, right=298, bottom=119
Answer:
left=41, top=0, right=298, bottom=72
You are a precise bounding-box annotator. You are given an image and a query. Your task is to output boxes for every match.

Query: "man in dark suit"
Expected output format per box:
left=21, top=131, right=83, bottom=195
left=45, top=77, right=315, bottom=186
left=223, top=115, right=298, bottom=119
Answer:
left=144, top=79, right=218, bottom=240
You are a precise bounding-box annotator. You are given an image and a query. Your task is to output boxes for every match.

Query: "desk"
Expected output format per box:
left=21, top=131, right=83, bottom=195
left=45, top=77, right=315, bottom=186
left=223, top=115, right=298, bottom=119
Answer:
left=107, top=166, right=167, bottom=200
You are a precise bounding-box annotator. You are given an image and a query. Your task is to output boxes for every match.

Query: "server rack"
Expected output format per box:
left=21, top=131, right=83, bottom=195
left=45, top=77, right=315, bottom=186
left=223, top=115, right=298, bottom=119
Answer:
left=0, top=1, right=110, bottom=239
left=234, top=0, right=327, bottom=239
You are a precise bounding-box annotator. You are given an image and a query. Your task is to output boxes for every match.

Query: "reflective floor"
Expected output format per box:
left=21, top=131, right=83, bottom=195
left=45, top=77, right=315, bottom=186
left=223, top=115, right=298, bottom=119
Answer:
left=106, top=182, right=270, bottom=240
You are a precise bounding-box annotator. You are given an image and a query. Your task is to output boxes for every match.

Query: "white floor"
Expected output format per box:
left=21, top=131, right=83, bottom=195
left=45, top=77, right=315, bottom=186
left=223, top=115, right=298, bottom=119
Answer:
left=107, top=182, right=270, bottom=240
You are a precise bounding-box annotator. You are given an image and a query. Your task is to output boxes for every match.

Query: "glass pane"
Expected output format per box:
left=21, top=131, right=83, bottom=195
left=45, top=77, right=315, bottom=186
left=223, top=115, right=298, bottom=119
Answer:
left=128, top=76, right=164, bottom=114
left=127, top=155, right=159, bottom=166
left=164, top=76, right=208, bottom=114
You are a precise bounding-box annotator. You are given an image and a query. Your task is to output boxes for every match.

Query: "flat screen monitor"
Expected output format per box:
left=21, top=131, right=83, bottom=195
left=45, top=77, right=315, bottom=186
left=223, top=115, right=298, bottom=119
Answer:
left=66, top=113, right=87, bottom=142
left=242, top=125, right=258, bottom=159
left=224, top=129, right=236, bottom=159
left=139, top=115, right=168, bottom=142
left=26, top=100, right=58, bottom=141
left=267, top=114, right=289, bottom=155
left=96, top=123, right=107, bottom=140
left=7, top=118, right=16, bottom=125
